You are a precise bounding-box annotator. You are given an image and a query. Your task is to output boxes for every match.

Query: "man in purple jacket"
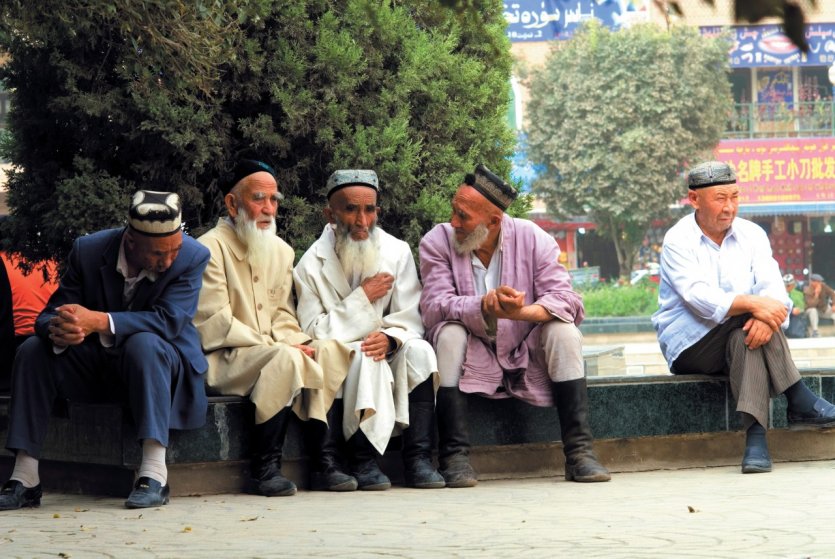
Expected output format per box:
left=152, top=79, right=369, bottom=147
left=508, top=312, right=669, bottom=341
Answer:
left=419, top=164, right=609, bottom=488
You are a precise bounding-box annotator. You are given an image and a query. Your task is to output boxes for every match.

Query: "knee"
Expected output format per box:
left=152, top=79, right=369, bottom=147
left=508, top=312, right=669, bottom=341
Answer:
left=541, top=320, right=581, bottom=349
left=436, top=324, right=468, bottom=353
left=122, top=332, right=167, bottom=360
left=728, top=328, right=747, bottom=349
left=16, top=335, right=49, bottom=360
left=402, top=339, right=435, bottom=362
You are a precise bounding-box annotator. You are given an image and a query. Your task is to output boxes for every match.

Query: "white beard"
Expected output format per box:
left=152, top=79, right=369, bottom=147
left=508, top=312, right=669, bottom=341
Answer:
left=233, top=212, right=277, bottom=270
left=333, top=223, right=380, bottom=285
left=453, top=223, right=489, bottom=255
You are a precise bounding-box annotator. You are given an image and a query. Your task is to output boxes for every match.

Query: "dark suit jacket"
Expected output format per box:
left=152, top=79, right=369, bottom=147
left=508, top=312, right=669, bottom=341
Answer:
left=35, top=227, right=211, bottom=430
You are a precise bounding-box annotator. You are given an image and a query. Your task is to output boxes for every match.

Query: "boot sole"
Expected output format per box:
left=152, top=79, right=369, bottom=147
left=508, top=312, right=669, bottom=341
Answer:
left=358, top=482, right=391, bottom=491
left=406, top=480, right=446, bottom=489
left=566, top=474, right=611, bottom=482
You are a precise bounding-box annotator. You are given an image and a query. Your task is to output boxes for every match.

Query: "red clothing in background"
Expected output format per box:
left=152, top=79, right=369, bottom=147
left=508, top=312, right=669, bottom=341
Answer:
left=0, top=252, right=58, bottom=336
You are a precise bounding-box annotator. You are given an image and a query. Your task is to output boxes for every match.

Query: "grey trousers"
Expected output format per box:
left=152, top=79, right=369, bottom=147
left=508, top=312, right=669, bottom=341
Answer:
left=436, top=320, right=584, bottom=388
left=672, top=314, right=800, bottom=429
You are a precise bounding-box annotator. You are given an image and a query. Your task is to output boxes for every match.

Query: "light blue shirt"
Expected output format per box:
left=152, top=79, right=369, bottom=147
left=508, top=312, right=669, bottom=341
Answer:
left=652, top=213, right=790, bottom=367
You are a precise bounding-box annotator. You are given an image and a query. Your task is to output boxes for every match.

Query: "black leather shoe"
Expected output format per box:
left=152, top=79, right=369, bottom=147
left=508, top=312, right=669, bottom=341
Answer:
left=787, top=397, right=835, bottom=429
left=125, top=477, right=170, bottom=509
left=741, top=446, right=772, bottom=474
left=0, top=480, right=42, bottom=511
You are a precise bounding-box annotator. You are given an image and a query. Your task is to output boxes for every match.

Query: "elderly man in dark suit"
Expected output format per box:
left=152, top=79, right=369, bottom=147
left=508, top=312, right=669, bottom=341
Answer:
left=0, top=191, right=210, bottom=510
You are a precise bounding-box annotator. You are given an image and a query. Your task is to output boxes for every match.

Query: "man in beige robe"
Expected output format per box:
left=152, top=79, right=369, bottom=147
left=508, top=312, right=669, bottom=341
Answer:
left=195, top=160, right=353, bottom=496
left=294, top=169, right=443, bottom=491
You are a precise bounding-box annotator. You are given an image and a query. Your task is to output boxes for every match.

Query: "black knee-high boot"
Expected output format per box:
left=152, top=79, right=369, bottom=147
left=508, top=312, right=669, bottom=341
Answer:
left=402, top=378, right=445, bottom=488
left=304, top=400, right=358, bottom=491
left=435, top=386, right=477, bottom=488
left=250, top=407, right=297, bottom=496
left=551, top=378, right=610, bottom=482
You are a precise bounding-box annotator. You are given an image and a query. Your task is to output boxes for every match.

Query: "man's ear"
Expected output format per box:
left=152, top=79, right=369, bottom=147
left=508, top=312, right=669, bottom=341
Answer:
left=324, top=206, right=334, bottom=224
left=225, top=193, right=238, bottom=219
left=687, top=190, right=699, bottom=210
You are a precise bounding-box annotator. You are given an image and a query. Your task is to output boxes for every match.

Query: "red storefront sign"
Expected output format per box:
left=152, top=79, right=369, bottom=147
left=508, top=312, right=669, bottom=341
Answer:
left=715, top=139, right=835, bottom=203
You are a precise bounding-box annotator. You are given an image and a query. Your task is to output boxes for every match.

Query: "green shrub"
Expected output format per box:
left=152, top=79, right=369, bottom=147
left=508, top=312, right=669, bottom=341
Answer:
left=577, top=280, right=659, bottom=317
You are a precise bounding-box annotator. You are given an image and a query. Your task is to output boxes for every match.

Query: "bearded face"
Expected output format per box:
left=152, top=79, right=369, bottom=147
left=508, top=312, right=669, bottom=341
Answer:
left=453, top=223, right=490, bottom=255
left=233, top=207, right=276, bottom=269
left=333, top=221, right=380, bottom=284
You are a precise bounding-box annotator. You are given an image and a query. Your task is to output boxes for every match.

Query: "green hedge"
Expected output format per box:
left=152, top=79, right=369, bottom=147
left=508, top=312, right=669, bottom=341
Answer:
left=578, top=280, right=659, bottom=317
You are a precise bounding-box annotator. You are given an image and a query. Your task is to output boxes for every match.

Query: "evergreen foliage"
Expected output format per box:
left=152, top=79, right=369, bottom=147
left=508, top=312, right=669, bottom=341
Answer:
left=0, top=0, right=515, bottom=265
left=526, top=22, right=732, bottom=278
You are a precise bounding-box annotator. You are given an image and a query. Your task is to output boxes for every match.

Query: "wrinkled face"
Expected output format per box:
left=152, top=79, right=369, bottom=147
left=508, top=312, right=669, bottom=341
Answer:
left=227, top=172, right=281, bottom=230
left=325, top=185, right=379, bottom=241
left=689, top=184, right=739, bottom=241
left=450, top=185, right=494, bottom=243
left=126, top=230, right=183, bottom=274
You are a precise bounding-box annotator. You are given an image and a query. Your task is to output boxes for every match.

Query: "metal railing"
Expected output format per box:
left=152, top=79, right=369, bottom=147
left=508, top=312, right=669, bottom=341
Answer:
left=725, top=100, right=835, bottom=139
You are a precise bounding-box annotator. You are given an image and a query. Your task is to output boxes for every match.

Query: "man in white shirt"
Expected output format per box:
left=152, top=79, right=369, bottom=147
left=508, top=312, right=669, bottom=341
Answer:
left=653, top=161, right=835, bottom=474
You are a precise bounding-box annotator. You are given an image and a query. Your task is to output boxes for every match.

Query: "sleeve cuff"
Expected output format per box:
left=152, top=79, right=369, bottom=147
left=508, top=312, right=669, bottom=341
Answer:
left=99, top=313, right=116, bottom=347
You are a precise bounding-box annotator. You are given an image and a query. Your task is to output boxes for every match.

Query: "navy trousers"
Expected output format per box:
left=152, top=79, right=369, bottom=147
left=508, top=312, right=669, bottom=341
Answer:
left=6, top=333, right=181, bottom=458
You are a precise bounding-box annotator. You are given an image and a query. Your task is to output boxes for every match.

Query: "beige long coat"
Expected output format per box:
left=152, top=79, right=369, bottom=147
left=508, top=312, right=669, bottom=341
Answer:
left=195, top=219, right=351, bottom=424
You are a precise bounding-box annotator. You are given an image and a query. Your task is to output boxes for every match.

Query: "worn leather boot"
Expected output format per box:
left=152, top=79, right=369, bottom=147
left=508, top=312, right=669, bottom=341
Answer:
left=551, top=378, right=610, bottom=482
left=402, top=379, right=445, bottom=489
left=435, top=387, right=477, bottom=488
left=304, top=400, right=358, bottom=491
left=250, top=407, right=297, bottom=496
left=349, top=430, right=391, bottom=491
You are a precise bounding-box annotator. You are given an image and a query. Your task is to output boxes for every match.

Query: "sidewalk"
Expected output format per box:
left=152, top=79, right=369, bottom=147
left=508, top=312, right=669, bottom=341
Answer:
left=3, top=460, right=835, bottom=558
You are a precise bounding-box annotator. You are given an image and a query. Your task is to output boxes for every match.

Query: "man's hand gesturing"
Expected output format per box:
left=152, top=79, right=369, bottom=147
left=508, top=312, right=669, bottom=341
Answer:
left=361, top=273, right=394, bottom=303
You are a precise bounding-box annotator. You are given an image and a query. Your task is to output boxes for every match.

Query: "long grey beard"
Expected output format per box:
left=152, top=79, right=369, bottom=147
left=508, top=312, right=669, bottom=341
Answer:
left=453, top=223, right=489, bottom=255
left=233, top=212, right=277, bottom=269
left=334, top=224, right=380, bottom=285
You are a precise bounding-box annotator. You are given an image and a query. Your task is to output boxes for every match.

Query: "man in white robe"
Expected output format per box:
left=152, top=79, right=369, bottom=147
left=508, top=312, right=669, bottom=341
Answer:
left=294, top=169, right=443, bottom=490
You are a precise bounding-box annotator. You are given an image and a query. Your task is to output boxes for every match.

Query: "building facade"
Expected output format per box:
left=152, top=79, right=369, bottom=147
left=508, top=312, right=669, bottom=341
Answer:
left=509, top=0, right=835, bottom=282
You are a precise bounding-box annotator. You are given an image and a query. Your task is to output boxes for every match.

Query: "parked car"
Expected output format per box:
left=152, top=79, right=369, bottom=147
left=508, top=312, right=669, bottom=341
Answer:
left=630, top=263, right=660, bottom=285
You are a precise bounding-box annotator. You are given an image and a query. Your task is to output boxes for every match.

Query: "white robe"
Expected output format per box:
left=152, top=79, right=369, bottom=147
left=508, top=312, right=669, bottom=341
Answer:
left=293, top=225, right=437, bottom=453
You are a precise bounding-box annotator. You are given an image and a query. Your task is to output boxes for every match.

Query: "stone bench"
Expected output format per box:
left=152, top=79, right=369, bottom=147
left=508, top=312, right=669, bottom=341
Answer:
left=2, top=368, right=835, bottom=496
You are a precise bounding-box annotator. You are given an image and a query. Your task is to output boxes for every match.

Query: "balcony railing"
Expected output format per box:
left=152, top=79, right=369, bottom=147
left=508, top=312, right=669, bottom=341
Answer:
left=725, top=100, right=835, bottom=139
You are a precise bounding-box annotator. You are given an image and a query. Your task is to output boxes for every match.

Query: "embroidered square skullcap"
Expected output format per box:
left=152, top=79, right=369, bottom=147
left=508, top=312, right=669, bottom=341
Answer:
left=811, top=273, right=824, bottom=282
left=220, top=159, right=279, bottom=196
left=129, top=191, right=182, bottom=237
left=470, top=164, right=517, bottom=211
left=326, top=169, right=379, bottom=199
left=782, top=273, right=796, bottom=285
left=687, top=161, right=737, bottom=190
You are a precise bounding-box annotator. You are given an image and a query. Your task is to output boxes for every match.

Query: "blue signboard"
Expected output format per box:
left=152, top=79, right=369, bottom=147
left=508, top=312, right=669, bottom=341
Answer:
left=700, top=24, right=835, bottom=68
left=504, top=0, right=649, bottom=42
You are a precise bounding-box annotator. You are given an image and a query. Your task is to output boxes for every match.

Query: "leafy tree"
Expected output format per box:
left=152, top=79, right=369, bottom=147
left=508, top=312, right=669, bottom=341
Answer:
left=0, top=0, right=516, bottom=267
left=526, top=22, right=732, bottom=278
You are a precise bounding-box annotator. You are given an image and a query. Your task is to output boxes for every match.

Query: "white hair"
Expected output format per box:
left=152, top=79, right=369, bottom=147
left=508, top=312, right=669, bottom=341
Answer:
left=333, top=222, right=380, bottom=284
left=233, top=208, right=276, bottom=269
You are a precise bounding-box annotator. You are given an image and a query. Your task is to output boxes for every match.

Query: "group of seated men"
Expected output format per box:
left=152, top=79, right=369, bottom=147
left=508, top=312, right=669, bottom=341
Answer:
left=1, top=159, right=833, bottom=511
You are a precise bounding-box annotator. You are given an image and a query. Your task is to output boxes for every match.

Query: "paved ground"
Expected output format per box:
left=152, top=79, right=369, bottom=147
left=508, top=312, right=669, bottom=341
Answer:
left=2, top=461, right=835, bottom=558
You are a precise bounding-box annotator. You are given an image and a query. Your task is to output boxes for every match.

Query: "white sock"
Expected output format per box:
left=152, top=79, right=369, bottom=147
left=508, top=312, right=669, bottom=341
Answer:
left=10, top=450, right=40, bottom=488
left=138, top=439, right=167, bottom=486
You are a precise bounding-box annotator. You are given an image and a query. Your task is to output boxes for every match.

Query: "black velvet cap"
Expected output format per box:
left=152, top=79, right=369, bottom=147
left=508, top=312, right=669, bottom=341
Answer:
left=220, top=159, right=278, bottom=195
left=470, top=164, right=517, bottom=211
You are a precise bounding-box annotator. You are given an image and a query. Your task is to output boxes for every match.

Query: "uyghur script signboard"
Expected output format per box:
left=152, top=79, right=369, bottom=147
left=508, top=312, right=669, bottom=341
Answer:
left=700, top=24, right=835, bottom=68
left=504, top=0, right=649, bottom=42
left=716, top=139, right=835, bottom=203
